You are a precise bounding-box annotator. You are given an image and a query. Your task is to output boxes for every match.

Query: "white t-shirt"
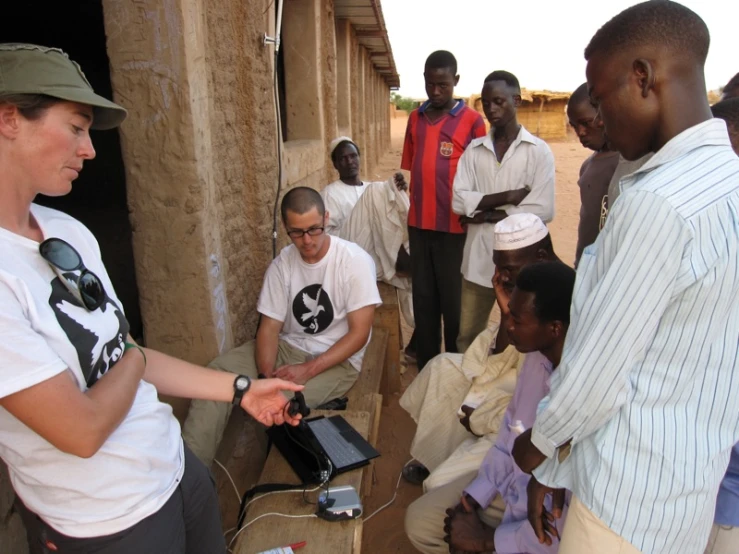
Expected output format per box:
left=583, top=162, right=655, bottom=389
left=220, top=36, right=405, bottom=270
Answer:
left=0, top=204, right=183, bottom=538
left=257, top=236, right=381, bottom=370
left=452, top=127, right=555, bottom=287
left=321, top=180, right=370, bottom=234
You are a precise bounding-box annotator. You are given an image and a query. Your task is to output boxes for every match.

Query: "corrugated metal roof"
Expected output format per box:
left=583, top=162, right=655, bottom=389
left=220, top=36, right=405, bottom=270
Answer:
left=335, top=0, right=400, bottom=88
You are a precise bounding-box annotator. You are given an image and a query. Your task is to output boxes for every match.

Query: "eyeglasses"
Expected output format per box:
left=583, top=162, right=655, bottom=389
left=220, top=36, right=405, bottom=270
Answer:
left=286, top=227, right=325, bottom=239
left=39, top=238, right=107, bottom=311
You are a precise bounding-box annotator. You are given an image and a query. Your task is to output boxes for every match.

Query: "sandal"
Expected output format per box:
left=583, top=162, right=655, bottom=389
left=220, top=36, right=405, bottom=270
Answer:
left=402, top=461, right=430, bottom=485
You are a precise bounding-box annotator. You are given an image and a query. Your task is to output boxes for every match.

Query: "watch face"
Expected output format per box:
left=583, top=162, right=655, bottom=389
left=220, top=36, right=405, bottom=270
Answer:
left=236, top=376, right=249, bottom=391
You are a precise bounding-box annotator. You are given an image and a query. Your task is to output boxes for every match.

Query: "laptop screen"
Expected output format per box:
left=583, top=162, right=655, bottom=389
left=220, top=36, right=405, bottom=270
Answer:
left=309, top=416, right=379, bottom=469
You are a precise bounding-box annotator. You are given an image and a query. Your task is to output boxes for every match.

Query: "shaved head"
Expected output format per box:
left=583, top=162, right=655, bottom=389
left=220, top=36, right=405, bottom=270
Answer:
left=585, top=1, right=709, bottom=65
left=281, top=187, right=325, bottom=222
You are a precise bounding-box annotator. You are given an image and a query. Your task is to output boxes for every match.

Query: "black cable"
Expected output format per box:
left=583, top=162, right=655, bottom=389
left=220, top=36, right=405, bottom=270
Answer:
left=236, top=423, right=332, bottom=528
left=237, top=482, right=304, bottom=529
left=302, top=486, right=316, bottom=505
left=285, top=423, right=333, bottom=507
left=284, top=422, right=331, bottom=481
left=271, top=41, right=283, bottom=259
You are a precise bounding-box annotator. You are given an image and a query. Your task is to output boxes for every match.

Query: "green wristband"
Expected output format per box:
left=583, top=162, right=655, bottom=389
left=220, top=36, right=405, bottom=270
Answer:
left=124, top=342, right=147, bottom=366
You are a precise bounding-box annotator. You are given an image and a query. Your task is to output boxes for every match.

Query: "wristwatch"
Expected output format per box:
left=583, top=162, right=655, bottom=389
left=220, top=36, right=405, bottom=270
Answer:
left=232, top=374, right=251, bottom=407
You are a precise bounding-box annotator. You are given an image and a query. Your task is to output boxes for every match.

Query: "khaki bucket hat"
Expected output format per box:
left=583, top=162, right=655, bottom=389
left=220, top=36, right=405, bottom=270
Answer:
left=0, top=43, right=127, bottom=130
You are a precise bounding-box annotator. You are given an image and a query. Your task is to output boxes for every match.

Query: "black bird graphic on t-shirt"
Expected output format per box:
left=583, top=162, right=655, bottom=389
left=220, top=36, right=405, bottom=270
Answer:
left=57, top=299, right=122, bottom=370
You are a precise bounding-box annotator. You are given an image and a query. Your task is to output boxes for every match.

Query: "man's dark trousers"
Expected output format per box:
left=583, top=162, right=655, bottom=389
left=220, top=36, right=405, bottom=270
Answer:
left=408, top=226, right=465, bottom=370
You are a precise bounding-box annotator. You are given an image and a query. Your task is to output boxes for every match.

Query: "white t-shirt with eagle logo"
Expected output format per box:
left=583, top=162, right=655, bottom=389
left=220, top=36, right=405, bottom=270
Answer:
left=257, top=236, right=381, bottom=371
left=0, top=204, right=183, bottom=538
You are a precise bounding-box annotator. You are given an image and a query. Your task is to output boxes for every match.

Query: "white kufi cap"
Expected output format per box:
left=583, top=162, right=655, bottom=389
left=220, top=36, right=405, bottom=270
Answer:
left=493, top=213, right=549, bottom=251
left=329, top=136, right=356, bottom=157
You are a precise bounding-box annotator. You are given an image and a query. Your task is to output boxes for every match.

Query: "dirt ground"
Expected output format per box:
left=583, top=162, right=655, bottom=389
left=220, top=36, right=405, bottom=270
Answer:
left=360, top=115, right=589, bottom=553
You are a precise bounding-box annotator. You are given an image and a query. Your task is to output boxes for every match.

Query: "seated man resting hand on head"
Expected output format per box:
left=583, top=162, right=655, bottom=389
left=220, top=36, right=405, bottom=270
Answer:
left=182, top=187, right=381, bottom=465
left=406, top=261, right=576, bottom=554
left=399, top=213, right=558, bottom=489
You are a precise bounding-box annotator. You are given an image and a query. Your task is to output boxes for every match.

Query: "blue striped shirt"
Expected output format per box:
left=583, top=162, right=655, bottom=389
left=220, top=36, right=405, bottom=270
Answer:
left=530, top=119, right=739, bottom=554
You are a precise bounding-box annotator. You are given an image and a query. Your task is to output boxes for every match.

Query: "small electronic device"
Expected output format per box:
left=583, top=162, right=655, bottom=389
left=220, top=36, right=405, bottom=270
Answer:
left=288, top=391, right=310, bottom=418
left=316, top=485, right=362, bottom=521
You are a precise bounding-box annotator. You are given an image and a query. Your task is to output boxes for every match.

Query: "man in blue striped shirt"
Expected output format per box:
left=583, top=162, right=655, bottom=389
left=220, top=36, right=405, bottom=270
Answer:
left=704, top=98, right=739, bottom=554
left=512, top=2, right=739, bottom=554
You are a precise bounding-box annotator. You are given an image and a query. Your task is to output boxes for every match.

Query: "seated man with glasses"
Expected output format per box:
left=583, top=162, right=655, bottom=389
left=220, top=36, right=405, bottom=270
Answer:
left=183, top=186, right=381, bottom=465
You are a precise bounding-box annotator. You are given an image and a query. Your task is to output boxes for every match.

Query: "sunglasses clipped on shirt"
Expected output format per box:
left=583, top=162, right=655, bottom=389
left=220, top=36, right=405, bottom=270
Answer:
left=39, top=238, right=107, bottom=311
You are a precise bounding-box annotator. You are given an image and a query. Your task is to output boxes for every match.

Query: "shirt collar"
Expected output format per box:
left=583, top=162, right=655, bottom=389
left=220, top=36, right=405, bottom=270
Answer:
left=418, top=99, right=466, bottom=116
left=525, top=351, right=554, bottom=375
left=479, top=124, right=537, bottom=153
left=621, top=119, right=732, bottom=193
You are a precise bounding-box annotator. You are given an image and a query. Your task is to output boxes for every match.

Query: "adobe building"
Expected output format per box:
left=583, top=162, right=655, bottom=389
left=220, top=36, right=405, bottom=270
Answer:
left=0, top=0, right=398, bottom=550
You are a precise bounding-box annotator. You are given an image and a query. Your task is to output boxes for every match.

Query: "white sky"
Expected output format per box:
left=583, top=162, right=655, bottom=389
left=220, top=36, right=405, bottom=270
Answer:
left=382, top=0, right=737, bottom=98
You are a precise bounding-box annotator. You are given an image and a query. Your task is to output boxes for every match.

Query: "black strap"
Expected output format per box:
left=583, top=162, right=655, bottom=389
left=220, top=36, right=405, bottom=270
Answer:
left=237, top=482, right=306, bottom=528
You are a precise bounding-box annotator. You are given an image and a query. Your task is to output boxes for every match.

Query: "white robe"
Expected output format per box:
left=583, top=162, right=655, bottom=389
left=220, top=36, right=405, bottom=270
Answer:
left=400, top=325, right=523, bottom=491
left=322, top=178, right=414, bottom=326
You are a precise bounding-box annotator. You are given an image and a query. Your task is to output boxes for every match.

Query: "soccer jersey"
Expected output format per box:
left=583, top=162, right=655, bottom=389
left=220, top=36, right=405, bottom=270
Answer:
left=401, top=100, right=486, bottom=234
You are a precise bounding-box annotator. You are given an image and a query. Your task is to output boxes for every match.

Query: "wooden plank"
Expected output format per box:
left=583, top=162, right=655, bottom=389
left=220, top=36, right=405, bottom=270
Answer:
left=352, top=520, right=364, bottom=554
left=346, top=327, right=388, bottom=413
left=233, top=411, right=371, bottom=554
left=361, top=394, right=383, bottom=496
left=375, top=283, right=401, bottom=403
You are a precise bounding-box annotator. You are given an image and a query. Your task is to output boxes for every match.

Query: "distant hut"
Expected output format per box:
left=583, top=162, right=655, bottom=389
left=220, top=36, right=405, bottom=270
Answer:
left=469, top=89, right=572, bottom=140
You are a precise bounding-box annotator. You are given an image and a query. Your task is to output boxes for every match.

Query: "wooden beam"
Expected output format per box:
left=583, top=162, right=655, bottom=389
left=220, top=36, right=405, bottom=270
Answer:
left=355, top=29, right=385, bottom=38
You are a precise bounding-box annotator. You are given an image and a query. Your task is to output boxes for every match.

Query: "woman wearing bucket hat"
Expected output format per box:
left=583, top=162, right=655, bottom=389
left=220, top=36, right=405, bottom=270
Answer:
left=0, top=43, right=303, bottom=553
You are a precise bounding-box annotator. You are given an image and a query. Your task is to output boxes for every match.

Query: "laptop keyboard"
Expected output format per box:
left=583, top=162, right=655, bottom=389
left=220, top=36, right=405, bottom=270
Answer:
left=308, top=418, right=366, bottom=468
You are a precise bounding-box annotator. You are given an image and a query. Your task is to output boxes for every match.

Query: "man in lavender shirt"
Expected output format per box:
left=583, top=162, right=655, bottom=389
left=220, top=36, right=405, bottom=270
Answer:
left=706, top=446, right=739, bottom=553
left=704, top=97, right=739, bottom=554
left=406, top=261, right=576, bottom=554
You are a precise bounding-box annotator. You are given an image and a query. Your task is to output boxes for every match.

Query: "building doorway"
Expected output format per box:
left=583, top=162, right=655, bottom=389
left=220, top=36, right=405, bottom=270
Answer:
left=2, top=2, right=143, bottom=340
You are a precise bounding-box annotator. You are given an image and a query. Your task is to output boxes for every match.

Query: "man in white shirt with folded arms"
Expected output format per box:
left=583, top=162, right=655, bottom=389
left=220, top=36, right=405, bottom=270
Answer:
left=452, top=70, right=554, bottom=353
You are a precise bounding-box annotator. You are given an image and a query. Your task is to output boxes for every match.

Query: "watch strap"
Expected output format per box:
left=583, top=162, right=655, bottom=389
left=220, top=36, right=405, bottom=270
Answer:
left=232, top=374, right=251, bottom=407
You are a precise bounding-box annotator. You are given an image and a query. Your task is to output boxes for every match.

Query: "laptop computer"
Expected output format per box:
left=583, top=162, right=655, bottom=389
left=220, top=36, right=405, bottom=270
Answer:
left=267, top=415, right=380, bottom=485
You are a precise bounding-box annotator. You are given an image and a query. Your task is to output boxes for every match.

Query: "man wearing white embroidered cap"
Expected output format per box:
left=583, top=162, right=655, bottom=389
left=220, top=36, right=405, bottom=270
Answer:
left=400, top=213, right=558, bottom=488
left=321, top=136, right=418, bottom=356
left=321, top=136, right=407, bottom=236
left=453, top=71, right=555, bottom=354
left=493, top=212, right=549, bottom=252
left=405, top=260, right=575, bottom=554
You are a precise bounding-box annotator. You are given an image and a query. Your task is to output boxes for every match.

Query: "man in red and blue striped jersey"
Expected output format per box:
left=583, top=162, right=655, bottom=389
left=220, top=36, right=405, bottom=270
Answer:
left=401, top=50, right=486, bottom=370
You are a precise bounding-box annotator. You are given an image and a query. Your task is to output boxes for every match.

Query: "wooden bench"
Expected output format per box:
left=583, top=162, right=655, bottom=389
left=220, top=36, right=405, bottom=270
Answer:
left=232, top=410, right=371, bottom=554
left=231, top=326, right=390, bottom=554
left=374, top=282, right=403, bottom=404
left=346, top=326, right=387, bottom=495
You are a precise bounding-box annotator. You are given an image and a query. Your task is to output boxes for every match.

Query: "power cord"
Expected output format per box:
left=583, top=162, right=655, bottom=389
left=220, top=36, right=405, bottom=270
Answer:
left=363, top=458, right=414, bottom=522
left=232, top=422, right=334, bottom=531
left=228, top=513, right=318, bottom=549
left=214, top=458, right=241, bottom=504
